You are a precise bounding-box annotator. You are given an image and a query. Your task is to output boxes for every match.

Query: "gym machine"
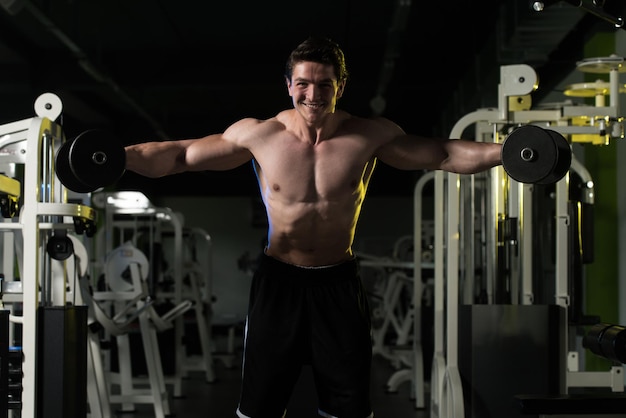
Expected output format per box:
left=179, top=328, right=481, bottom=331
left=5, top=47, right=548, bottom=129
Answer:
left=357, top=238, right=416, bottom=368
left=0, top=93, right=97, bottom=418
left=90, top=191, right=215, bottom=404
left=356, top=173, right=437, bottom=410
left=514, top=323, right=626, bottom=416
left=97, top=240, right=185, bottom=418
left=427, top=55, right=626, bottom=418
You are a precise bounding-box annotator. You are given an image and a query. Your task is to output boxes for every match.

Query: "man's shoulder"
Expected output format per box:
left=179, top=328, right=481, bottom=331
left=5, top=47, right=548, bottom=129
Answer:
left=231, top=115, right=286, bottom=132
left=221, top=115, right=289, bottom=150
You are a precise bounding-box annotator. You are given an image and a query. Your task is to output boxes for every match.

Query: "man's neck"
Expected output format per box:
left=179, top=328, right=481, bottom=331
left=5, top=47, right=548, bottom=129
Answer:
left=292, top=109, right=346, bottom=144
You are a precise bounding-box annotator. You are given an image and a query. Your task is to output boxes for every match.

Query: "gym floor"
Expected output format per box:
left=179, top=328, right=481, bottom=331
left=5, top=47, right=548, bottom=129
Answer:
left=118, top=352, right=428, bottom=418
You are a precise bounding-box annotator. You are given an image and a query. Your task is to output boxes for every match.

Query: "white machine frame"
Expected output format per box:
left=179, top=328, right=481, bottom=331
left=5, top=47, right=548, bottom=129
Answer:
left=428, top=57, right=625, bottom=418
left=0, top=93, right=97, bottom=418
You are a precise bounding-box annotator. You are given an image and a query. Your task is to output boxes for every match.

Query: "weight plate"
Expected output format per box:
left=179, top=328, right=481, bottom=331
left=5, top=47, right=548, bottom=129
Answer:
left=501, top=125, right=557, bottom=184
left=68, top=129, right=126, bottom=189
left=537, top=129, right=572, bottom=185
left=55, top=138, right=94, bottom=193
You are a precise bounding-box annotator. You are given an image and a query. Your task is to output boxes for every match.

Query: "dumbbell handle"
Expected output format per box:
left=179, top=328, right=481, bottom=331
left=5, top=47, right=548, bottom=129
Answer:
left=91, top=151, right=109, bottom=165
left=520, top=147, right=536, bottom=162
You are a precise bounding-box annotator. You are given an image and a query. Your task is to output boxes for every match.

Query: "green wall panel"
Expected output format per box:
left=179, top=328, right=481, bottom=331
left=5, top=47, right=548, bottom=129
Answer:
left=582, top=31, right=620, bottom=371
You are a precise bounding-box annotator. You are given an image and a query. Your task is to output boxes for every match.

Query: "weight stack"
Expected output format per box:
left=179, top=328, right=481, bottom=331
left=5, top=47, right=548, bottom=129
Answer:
left=458, top=304, right=565, bottom=418
left=0, top=310, right=9, bottom=418
left=36, top=305, right=88, bottom=418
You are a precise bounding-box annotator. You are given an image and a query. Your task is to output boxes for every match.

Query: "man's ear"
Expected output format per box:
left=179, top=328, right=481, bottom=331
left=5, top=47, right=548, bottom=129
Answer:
left=285, top=76, right=293, bottom=96
left=337, top=80, right=346, bottom=98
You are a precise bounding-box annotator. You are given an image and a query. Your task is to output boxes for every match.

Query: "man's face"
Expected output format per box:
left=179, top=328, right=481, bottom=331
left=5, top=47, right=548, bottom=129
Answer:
left=286, top=61, right=345, bottom=124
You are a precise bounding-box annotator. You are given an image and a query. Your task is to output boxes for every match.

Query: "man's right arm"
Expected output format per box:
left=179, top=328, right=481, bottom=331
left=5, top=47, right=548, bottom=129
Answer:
left=125, top=131, right=254, bottom=178
left=125, top=139, right=194, bottom=178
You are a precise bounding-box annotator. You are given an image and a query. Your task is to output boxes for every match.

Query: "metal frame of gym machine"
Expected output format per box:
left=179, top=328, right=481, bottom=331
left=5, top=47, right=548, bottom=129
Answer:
left=0, top=93, right=97, bottom=418
left=427, top=56, right=625, bottom=418
left=91, top=191, right=215, bottom=404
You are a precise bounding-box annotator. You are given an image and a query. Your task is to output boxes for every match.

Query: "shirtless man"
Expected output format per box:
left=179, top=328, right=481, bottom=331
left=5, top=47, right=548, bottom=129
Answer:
left=125, top=37, right=502, bottom=418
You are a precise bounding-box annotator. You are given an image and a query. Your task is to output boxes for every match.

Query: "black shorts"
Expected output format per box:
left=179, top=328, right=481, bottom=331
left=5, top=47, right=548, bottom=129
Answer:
left=236, top=253, right=374, bottom=418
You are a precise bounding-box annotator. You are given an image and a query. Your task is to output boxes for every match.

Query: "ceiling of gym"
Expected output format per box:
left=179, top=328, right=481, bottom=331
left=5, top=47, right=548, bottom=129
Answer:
left=0, top=0, right=624, bottom=197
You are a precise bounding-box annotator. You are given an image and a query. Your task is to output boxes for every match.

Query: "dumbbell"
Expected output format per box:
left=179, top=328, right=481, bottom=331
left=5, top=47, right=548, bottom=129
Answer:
left=583, top=323, right=626, bottom=365
left=501, top=125, right=572, bottom=185
left=56, top=129, right=126, bottom=193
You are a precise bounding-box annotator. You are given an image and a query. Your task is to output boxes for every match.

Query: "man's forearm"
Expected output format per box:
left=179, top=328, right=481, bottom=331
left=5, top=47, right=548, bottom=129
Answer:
left=125, top=141, right=188, bottom=178
left=441, top=140, right=502, bottom=174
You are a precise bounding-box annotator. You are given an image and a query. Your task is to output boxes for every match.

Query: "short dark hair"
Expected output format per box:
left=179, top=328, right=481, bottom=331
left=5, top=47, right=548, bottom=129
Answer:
left=285, top=37, right=349, bottom=83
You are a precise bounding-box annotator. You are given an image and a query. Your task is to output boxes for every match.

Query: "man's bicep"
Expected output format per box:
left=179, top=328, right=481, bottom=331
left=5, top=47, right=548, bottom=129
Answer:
left=376, top=135, right=448, bottom=171
left=186, top=135, right=253, bottom=171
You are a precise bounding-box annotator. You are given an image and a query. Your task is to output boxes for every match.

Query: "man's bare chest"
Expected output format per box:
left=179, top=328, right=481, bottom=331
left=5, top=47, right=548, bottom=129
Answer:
left=253, top=140, right=374, bottom=201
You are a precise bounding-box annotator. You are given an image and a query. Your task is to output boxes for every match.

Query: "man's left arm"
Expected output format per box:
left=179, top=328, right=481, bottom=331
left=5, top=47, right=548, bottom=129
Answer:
left=376, top=134, right=502, bottom=174
left=438, top=138, right=502, bottom=174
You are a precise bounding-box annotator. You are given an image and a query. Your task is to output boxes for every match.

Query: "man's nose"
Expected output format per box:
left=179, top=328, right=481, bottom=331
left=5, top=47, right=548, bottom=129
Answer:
left=307, top=85, right=320, bottom=100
